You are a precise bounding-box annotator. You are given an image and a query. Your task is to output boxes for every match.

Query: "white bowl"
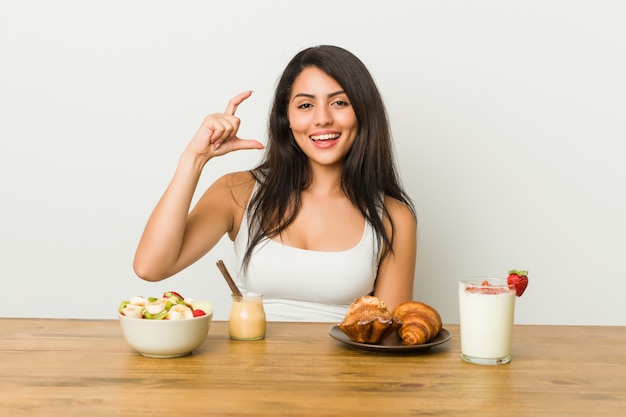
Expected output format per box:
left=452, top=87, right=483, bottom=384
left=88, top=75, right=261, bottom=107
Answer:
left=118, top=310, right=213, bottom=358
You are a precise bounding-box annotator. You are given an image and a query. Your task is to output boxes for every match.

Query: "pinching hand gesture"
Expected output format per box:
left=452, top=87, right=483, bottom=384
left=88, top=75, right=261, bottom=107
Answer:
left=187, top=90, right=264, bottom=160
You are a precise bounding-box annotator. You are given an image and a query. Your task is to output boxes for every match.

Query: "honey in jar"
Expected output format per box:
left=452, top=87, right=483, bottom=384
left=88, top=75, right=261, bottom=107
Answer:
left=228, top=293, right=266, bottom=340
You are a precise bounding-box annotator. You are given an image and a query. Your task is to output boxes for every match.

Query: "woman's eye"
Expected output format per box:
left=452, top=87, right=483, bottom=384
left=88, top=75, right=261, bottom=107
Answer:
left=332, top=100, right=350, bottom=107
left=297, top=103, right=312, bottom=109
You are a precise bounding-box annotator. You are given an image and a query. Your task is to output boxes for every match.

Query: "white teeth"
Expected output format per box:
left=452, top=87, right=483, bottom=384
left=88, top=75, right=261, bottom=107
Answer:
left=311, top=133, right=340, bottom=141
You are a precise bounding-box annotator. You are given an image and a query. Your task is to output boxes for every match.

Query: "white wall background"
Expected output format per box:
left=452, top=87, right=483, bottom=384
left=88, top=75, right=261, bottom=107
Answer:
left=1, top=0, right=624, bottom=325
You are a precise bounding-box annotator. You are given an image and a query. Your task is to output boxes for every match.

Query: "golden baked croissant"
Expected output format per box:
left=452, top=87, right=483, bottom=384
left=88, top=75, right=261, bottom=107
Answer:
left=337, top=296, right=401, bottom=343
left=392, top=301, right=442, bottom=345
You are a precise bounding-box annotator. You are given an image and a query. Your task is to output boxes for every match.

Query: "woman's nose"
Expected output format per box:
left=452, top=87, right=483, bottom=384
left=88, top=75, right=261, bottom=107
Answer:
left=314, top=106, right=333, bottom=126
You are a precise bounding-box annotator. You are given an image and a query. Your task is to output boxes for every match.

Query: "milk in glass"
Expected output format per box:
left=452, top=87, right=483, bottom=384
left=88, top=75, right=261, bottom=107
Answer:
left=458, top=279, right=516, bottom=365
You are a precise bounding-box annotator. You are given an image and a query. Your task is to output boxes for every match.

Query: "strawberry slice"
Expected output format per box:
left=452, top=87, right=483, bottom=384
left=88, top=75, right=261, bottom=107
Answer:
left=507, top=269, right=529, bottom=297
left=192, top=309, right=207, bottom=317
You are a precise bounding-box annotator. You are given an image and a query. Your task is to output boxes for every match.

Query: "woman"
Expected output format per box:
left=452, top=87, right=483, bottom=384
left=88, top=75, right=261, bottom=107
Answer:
left=133, top=45, right=417, bottom=321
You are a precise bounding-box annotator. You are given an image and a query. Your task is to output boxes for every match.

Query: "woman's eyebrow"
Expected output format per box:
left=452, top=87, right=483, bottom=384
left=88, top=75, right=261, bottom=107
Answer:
left=292, top=90, right=346, bottom=101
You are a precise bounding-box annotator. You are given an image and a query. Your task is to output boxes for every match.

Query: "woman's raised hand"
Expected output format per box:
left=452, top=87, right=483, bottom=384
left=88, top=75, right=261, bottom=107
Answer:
left=186, top=91, right=264, bottom=160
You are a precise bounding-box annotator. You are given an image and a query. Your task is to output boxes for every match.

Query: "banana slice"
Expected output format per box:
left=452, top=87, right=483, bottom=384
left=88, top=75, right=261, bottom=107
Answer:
left=167, top=304, right=194, bottom=320
left=121, top=304, right=144, bottom=318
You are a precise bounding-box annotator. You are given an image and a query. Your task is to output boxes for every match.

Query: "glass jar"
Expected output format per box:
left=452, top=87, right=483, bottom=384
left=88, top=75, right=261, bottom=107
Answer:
left=228, top=293, right=266, bottom=340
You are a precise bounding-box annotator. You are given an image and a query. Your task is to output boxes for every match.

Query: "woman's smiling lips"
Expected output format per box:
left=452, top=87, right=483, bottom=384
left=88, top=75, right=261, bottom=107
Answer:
left=309, top=132, right=341, bottom=142
left=310, top=131, right=341, bottom=149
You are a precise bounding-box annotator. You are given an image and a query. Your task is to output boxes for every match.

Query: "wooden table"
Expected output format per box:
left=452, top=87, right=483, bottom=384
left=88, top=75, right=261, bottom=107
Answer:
left=1, top=319, right=624, bottom=416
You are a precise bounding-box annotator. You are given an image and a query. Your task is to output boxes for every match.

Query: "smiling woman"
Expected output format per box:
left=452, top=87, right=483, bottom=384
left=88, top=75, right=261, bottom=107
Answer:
left=133, top=45, right=417, bottom=322
left=288, top=67, right=358, bottom=165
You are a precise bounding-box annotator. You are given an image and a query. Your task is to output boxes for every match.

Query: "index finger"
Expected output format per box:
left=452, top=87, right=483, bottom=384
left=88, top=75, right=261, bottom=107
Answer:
left=224, top=90, right=253, bottom=115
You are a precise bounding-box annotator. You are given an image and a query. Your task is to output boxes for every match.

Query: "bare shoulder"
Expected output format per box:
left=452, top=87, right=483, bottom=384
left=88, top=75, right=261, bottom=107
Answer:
left=383, top=195, right=416, bottom=227
left=204, top=171, right=256, bottom=238
left=214, top=170, right=255, bottom=187
left=194, top=170, right=255, bottom=222
left=211, top=170, right=256, bottom=206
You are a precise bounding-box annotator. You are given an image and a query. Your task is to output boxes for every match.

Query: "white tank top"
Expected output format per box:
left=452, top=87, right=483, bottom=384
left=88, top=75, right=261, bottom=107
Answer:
left=233, top=188, right=381, bottom=322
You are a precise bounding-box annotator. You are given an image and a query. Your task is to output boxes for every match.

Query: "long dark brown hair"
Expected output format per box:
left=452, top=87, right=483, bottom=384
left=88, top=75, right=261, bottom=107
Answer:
left=243, top=45, right=415, bottom=269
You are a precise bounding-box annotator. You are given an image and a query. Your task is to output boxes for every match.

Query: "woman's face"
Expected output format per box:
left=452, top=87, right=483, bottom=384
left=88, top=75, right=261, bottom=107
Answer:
left=287, top=66, right=358, bottom=169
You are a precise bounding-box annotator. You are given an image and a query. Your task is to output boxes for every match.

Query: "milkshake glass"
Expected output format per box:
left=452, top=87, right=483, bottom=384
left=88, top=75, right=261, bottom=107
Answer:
left=458, top=278, right=516, bottom=365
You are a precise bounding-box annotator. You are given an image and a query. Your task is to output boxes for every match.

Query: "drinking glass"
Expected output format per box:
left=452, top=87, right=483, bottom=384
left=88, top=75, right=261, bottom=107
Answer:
left=458, top=278, right=516, bottom=365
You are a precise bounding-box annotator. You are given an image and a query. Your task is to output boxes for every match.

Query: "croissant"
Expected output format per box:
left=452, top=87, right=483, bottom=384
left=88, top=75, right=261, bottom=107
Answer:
left=338, top=296, right=401, bottom=343
left=392, top=301, right=442, bottom=345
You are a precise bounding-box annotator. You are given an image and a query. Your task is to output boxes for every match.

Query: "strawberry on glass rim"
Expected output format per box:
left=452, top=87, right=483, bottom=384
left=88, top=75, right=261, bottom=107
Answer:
left=507, top=270, right=529, bottom=297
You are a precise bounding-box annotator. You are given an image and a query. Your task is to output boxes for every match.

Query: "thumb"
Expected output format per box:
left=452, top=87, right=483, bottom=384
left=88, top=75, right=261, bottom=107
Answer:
left=231, top=138, right=265, bottom=151
left=214, top=137, right=264, bottom=152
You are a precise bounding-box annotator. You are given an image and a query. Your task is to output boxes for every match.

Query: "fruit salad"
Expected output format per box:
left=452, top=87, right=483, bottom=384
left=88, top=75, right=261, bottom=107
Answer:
left=118, top=291, right=210, bottom=320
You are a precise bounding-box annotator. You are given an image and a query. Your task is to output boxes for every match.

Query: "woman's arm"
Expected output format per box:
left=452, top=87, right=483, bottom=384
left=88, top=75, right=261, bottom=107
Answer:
left=133, top=91, right=264, bottom=281
left=372, top=196, right=417, bottom=311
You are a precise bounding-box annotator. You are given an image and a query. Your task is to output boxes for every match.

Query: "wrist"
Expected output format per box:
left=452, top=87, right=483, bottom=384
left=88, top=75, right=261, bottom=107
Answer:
left=179, top=148, right=210, bottom=174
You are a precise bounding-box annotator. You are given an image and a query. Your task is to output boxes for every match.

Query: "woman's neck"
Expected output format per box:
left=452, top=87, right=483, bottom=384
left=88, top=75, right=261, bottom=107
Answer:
left=306, top=164, right=344, bottom=196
